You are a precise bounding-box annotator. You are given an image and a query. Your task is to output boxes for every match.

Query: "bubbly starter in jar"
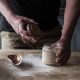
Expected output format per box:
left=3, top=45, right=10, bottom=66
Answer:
left=42, top=44, right=56, bottom=65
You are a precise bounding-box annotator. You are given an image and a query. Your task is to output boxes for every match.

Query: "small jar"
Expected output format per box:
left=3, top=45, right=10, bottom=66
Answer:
left=42, top=43, right=56, bottom=65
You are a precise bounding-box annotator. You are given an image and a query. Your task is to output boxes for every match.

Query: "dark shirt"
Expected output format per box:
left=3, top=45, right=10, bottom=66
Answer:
left=0, top=0, right=61, bottom=31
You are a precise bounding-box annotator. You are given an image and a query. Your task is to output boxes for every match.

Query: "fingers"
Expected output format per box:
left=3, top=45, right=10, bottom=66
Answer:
left=20, top=33, right=37, bottom=44
left=56, top=50, right=71, bottom=65
left=56, top=46, right=64, bottom=57
left=22, top=17, right=38, bottom=24
left=55, top=43, right=71, bottom=65
left=28, top=18, right=38, bottom=24
left=18, top=23, right=37, bottom=44
left=60, top=52, right=71, bottom=65
left=51, top=39, right=71, bottom=65
left=56, top=53, right=67, bottom=65
left=56, top=54, right=70, bottom=65
left=20, top=29, right=31, bottom=36
left=56, top=52, right=65, bottom=63
left=17, top=16, right=38, bottom=24
left=19, top=24, right=31, bottom=36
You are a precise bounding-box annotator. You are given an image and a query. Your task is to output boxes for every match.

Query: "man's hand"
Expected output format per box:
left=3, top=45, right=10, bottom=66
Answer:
left=51, top=39, right=71, bottom=65
left=10, top=15, right=38, bottom=44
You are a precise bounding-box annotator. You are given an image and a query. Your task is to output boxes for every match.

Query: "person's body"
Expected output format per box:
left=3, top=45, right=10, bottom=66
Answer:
left=0, top=0, right=80, bottom=65
left=0, top=0, right=62, bottom=49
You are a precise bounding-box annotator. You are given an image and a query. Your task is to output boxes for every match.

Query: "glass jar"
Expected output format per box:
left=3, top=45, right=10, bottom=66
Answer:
left=42, top=43, right=56, bottom=65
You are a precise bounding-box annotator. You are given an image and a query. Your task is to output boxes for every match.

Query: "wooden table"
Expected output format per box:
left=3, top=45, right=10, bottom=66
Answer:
left=0, top=50, right=80, bottom=80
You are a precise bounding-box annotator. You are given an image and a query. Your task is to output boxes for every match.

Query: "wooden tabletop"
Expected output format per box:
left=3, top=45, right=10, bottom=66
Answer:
left=0, top=50, right=80, bottom=80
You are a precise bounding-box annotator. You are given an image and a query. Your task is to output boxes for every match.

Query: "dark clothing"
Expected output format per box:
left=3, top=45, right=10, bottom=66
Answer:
left=0, top=0, right=61, bottom=31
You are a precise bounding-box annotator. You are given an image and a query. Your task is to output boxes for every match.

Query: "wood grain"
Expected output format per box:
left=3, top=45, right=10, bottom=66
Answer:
left=0, top=50, right=80, bottom=80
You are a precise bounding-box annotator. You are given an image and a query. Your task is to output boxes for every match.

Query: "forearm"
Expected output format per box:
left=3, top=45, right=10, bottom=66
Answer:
left=61, top=0, right=80, bottom=42
left=0, top=0, right=15, bottom=23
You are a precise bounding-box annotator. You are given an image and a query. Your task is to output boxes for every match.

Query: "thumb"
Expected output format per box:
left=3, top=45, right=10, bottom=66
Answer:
left=19, top=24, right=31, bottom=36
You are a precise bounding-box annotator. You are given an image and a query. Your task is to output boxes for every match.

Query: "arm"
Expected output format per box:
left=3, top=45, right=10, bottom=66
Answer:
left=0, top=0, right=37, bottom=44
left=61, top=0, right=80, bottom=42
left=0, top=0, right=15, bottom=23
left=54, top=0, right=80, bottom=65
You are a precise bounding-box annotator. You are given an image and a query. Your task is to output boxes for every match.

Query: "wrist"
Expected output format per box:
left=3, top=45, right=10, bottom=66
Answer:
left=57, top=38, right=71, bottom=49
left=7, top=13, right=16, bottom=25
left=59, top=37, right=71, bottom=44
left=60, top=36, right=72, bottom=42
left=5, top=11, right=16, bottom=23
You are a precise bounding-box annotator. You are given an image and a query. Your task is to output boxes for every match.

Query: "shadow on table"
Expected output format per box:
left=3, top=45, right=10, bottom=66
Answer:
left=16, top=61, right=33, bottom=70
left=0, top=64, right=14, bottom=80
left=64, top=56, right=80, bottom=67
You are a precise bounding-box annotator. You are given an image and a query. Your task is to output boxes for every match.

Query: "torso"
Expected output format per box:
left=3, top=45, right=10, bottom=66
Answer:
left=16, top=0, right=61, bottom=31
left=0, top=0, right=61, bottom=31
